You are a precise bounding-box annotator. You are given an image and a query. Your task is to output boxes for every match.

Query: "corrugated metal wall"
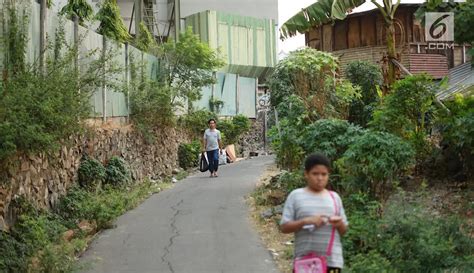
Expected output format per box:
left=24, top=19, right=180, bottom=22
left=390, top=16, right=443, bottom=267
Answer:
left=10, top=0, right=161, bottom=119
left=185, top=10, right=274, bottom=118
left=194, top=72, right=256, bottom=118
left=185, top=10, right=276, bottom=79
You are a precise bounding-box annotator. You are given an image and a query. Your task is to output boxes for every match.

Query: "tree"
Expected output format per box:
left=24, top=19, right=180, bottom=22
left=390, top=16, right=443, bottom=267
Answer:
left=60, top=0, right=94, bottom=26
left=96, top=0, right=131, bottom=43
left=280, top=0, right=402, bottom=90
left=345, top=61, right=383, bottom=126
left=159, top=27, right=225, bottom=107
left=267, top=48, right=359, bottom=120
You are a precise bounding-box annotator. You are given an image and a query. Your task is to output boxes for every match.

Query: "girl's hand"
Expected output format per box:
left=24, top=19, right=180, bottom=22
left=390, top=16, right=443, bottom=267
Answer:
left=328, top=216, right=343, bottom=228
left=303, top=215, right=327, bottom=227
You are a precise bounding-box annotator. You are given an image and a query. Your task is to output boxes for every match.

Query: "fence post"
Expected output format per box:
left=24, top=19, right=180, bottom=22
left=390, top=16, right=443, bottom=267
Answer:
left=73, top=14, right=79, bottom=74
left=102, top=36, right=107, bottom=122
left=125, top=43, right=130, bottom=123
left=39, top=0, right=47, bottom=74
left=236, top=74, right=240, bottom=115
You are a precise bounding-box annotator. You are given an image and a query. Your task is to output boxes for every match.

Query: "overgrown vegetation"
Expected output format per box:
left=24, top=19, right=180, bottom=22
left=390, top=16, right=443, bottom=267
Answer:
left=179, top=110, right=251, bottom=149
left=78, top=156, right=106, bottom=191
left=257, top=47, right=474, bottom=272
left=0, top=179, right=168, bottom=272
left=159, top=27, right=225, bottom=109
left=0, top=2, right=107, bottom=164
left=345, top=61, right=383, bottom=127
left=268, top=48, right=359, bottom=120
left=178, top=141, right=201, bottom=170
left=60, top=0, right=94, bottom=26
left=96, top=0, right=131, bottom=43
left=134, top=21, right=157, bottom=52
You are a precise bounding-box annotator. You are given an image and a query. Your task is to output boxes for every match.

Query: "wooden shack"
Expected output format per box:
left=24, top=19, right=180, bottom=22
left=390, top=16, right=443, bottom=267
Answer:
left=305, top=4, right=471, bottom=78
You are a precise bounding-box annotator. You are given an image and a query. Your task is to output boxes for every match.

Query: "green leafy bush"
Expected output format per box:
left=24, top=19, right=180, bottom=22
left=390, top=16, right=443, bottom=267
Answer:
left=0, top=231, right=30, bottom=272
left=0, top=5, right=112, bottom=164
left=77, top=156, right=106, bottom=190
left=345, top=60, right=383, bottom=127
left=336, top=131, right=415, bottom=199
left=179, top=109, right=217, bottom=139
left=439, top=95, right=474, bottom=178
left=178, top=141, right=201, bottom=169
left=217, top=114, right=251, bottom=145
left=376, top=193, right=474, bottom=272
left=301, top=119, right=365, bottom=162
left=346, top=251, right=392, bottom=273
left=343, top=193, right=382, bottom=259
left=12, top=214, right=67, bottom=253
left=268, top=48, right=340, bottom=119
left=277, top=171, right=305, bottom=194
left=268, top=118, right=305, bottom=171
left=105, top=157, right=131, bottom=187
left=370, top=74, right=438, bottom=138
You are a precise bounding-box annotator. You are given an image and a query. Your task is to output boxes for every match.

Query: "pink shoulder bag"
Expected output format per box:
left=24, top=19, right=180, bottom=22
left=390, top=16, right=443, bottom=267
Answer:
left=293, top=191, right=339, bottom=273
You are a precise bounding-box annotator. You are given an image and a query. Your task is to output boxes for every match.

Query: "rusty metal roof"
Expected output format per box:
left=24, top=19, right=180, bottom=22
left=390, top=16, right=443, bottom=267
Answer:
left=408, top=53, right=449, bottom=79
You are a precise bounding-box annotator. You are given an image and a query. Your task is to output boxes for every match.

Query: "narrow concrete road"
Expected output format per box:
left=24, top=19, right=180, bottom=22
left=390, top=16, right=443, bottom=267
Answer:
left=80, top=156, right=279, bottom=273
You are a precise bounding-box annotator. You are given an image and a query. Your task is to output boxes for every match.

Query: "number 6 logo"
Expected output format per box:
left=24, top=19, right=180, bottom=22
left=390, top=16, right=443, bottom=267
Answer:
left=425, top=12, right=454, bottom=42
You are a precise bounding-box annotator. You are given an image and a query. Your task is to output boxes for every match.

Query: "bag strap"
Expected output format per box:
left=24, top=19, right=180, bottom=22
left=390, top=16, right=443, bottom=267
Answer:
left=326, top=191, right=339, bottom=257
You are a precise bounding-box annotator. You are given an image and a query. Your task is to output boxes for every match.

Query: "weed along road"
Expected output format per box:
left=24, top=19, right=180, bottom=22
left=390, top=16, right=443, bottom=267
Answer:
left=80, top=156, right=279, bottom=273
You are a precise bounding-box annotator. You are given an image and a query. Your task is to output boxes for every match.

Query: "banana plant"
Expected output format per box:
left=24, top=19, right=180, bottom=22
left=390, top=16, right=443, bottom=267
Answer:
left=281, top=0, right=402, bottom=89
left=280, top=0, right=366, bottom=39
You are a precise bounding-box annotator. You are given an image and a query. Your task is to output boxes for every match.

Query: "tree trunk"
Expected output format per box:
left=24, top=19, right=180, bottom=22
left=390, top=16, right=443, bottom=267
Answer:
left=386, top=21, right=397, bottom=89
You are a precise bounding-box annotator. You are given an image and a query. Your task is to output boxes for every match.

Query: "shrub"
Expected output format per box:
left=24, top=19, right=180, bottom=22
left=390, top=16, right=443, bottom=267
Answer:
left=268, top=118, right=305, bottom=171
left=178, top=141, right=200, bottom=169
left=346, top=251, right=393, bottom=273
left=105, top=157, right=131, bottom=187
left=267, top=48, right=340, bottom=119
left=217, top=115, right=251, bottom=145
left=277, top=171, right=305, bottom=194
left=77, top=156, right=106, bottom=190
left=179, top=109, right=217, bottom=139
left=301, top=119, right=365, bottom=162
left=370, top=74, right=438, bottom=138
left=376, top=192, right=474, bottom=272
left=12, top=214, right=67, bottom=253
left=439, top=95, right=474, bottom=178
left=336, top=131, right=415, bottom=199
left=129, top=79, right=175, bottom=142
left=345, top=60, right=383, bottom=127
left=56, top=186, right=125, bottom=229
left=0, top=231, right=29, bottom=272
left=0, top=5, right=113, bottom=164
left=343, top=193, right=382, bottom=259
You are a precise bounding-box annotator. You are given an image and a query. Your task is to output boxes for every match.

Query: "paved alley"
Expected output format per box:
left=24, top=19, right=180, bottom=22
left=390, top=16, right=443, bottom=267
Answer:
left=80, top=156, right=279, bottom=273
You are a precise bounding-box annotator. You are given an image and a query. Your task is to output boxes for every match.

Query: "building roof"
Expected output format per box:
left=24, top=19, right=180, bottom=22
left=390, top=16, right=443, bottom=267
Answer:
left=438, top=62, right=474, bottom=100
left=409, top=53, right=450, bottom=79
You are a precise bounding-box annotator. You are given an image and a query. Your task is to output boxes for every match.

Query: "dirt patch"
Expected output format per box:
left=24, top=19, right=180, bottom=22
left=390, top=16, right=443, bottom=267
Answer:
left=247, top=163, right=293, bottom=273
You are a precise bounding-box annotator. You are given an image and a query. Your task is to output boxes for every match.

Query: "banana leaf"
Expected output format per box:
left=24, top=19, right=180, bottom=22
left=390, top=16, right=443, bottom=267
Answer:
left=280, top=0, right=366, bottom=39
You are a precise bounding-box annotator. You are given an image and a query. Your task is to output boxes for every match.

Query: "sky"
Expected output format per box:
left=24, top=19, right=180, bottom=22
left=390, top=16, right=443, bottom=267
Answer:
left=278, top=0, right=426, bottom=57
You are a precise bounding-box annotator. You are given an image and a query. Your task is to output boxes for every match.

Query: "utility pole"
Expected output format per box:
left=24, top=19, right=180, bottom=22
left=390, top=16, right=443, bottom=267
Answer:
left=134, top=0, right=142, bottom=39
left=39, top=0, right=47, bottom=74
left=174, top=0, right=180, bottom=42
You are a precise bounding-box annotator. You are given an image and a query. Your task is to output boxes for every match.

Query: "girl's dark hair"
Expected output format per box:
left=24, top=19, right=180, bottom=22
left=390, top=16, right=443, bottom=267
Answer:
left=208, top=119, right=216, bottom=124
left=304, top=153, right=331, bottom=172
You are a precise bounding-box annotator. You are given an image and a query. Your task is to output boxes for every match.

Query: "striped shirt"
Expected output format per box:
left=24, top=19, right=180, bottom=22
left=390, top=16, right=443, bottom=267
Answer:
left=280, top=188, right=348, bottom=268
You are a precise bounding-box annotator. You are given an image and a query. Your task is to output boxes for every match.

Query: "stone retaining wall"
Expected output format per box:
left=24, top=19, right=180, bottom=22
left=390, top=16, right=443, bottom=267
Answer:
left=0, top=121, right=189, bottom=230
